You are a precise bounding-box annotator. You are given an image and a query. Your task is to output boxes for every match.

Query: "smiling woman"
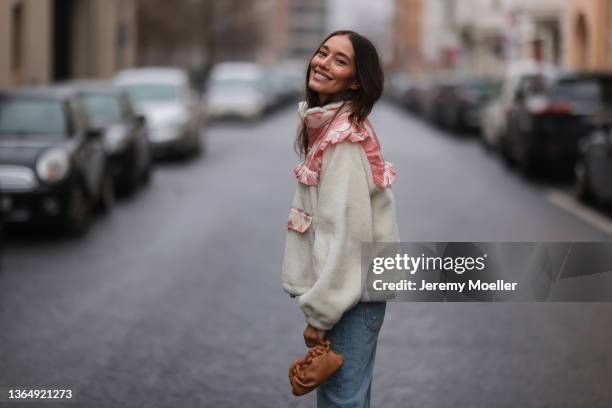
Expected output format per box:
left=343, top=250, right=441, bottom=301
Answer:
left=282, top=30, right=399, bottom=407
left=295, top=30, right=385, bottom=157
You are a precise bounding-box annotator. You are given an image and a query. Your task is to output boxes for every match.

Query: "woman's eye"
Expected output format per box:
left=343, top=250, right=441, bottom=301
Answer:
left=336, top=60, right=347, bottom=65
left=317, top=50, right=326, bottom=57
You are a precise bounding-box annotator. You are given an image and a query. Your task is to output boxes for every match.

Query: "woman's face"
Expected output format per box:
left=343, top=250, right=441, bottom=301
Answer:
left=308, top=35, right=358, bottom=104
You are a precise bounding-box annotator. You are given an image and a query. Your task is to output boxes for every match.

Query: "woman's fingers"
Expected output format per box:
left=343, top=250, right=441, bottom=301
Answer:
left=303, top=326, right=314, bottom=346
left=303, top=330, right=316, bottom=347
left=303, top=325, right=326, bottom=347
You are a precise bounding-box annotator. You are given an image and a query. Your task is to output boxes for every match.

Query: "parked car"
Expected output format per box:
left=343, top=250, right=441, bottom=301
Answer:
left=575, top=119, right=612, bottom=204
left=387, top=72, right=414, bottom=107
left=407, top=79, right=434, bottom=114
left=486, top=61, right=559, bottom=153
left=206, top=62, right=268, bottom=121
left=262, top=67, right=286, bottom=111
left=62, top=81, right=153, bottom=194
left=503, top=71, right=612, bottom=175
left=425, top=79, right=460, bottom=126
left=440, top=78, right=501, bottom=132
left=480, top=94, right=506, bottom=150
left=276, top=60, right=306, bottom=100
left=114, top=67, right=204, bottom=158
left=263, top=61, right=305, bottom=108
left=0, top=88, right=114, bottom=234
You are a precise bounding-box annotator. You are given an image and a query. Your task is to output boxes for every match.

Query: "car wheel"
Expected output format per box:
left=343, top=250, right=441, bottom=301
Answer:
left=98, top=171, right=115, bottom=213
left=479, top=131, right=494, bottom=152
left=517, top=145, right=536, bottom=177
left=141, top=159, right=153, bottom=185
left=140, top=144, right=154, bottom=185
left=64, top=183, right=92, bottom=235
left=574, top=159, right=595, bottom=204
left=198, top=137, right=207, bottom=158
left=119, top=150, right=140, bottom=194
left=125, top=162, right=140, bottom=193
left=190, top=132, right=202, bottom=158
left=450, top=111, right=462, bottom=133
left=514, top=132, right=539, bottom=177
left=500, top=136, right=515, bottom=168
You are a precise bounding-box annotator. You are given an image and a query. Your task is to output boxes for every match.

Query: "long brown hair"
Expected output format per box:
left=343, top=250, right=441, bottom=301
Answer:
left=295, top=30, right=384, bottom=157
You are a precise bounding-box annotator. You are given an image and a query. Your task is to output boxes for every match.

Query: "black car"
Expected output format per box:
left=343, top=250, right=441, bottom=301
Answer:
left=387, top=72, right=414, bottom=108
left=0, top=88, right=114, bottom=234
left=64, top=81, right=153, bottom=194
left=502, top=73, right=612, bottom=175
left=440, top=79, right=501, bottom=132
left=425, top=79, right=460, bottom=126
left=575, top=120, right=612, bottom=204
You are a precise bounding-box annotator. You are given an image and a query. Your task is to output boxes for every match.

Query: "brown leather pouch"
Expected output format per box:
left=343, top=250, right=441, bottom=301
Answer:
left=288, top=340, right=344, bottom=396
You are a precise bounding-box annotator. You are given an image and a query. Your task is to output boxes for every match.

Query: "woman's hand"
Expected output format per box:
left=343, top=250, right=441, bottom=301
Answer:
left=303, top=324, right=327, bottom=347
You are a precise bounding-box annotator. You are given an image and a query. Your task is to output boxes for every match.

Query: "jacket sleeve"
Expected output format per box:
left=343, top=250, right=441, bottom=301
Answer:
left=298, top=141, right=373, bottom=330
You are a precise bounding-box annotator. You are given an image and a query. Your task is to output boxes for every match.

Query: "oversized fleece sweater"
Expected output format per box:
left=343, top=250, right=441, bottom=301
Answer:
left=282, top=101, right=400, bottom=330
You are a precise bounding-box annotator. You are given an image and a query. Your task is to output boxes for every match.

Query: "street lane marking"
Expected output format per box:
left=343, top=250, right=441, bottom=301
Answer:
left=546, top=190, right=612, bottom=237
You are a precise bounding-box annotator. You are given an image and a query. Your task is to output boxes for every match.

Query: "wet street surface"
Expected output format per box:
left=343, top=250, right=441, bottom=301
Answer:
left=2, top=102, right=612, bottom=407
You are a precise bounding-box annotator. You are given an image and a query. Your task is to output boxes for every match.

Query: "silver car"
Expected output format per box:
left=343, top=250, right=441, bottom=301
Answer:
left=114, top=67, right=205, bottom=158
left=206, top=62, right=268, bottom=121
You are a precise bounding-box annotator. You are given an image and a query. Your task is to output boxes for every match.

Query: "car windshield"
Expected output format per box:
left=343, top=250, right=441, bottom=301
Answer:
left=467, top=81, right=501, bottom=98
left=553, top=79, right=612, bottom=103
left=209, top=78, right=260, bottom=94
left=0, top=98, right=67, bottom=137
left=522, top=74, right=550, bottom=96
left=124, top=84, right=180, bottom=104
left=81, top=94, right=122, bottom=126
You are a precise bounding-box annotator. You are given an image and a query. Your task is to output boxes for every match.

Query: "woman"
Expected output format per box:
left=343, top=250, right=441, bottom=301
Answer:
left=282, top=30, right=399, bottom=407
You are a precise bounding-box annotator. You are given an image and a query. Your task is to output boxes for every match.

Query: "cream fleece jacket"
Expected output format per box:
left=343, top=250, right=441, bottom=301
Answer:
left=282, top=140, right=400, bottom=330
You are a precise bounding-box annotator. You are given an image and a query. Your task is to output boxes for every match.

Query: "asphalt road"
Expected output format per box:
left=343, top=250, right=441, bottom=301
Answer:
left=2, top=102, right=612, bottom=407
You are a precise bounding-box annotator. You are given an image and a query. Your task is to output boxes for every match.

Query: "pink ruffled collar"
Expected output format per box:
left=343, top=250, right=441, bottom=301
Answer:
left=293, top=101, right=396, bottom=188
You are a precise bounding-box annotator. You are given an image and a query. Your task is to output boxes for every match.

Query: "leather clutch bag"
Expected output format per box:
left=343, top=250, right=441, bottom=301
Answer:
left=289, top=340, right=344, bottom=396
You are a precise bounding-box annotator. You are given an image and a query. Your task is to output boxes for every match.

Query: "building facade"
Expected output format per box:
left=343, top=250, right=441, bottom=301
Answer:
left=565, top=0, right=612, bottom=71
left=253, top=0, right=327, bottom=64
left=506, top=0, right=565, bottom=65
left=393, top=0, right=424, bottom=72
left=393, top=0, right=566, bottom=77
left=287, top=0, right=327, bottom=60
left=0, top=0, right=52, bottom=87
left=0, top=0, right=137, bottom=88
left=254, top=0, right=290, bottom=65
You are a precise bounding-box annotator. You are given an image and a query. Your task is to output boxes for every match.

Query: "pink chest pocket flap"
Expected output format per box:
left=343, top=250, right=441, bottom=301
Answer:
left=287, top=207, right=312, bottom=234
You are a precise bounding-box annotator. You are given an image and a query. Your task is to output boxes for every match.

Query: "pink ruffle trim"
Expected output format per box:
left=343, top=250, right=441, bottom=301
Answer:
left=293, top=113, right=396, bottom=189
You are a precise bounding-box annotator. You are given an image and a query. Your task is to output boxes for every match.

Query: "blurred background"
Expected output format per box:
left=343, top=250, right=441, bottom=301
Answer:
left=2, top=0, right=612, bottom=407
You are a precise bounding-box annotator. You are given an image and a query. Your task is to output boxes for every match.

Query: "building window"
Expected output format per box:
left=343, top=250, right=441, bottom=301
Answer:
left=574, top=13, right=588, bottom=70
left=11, top=2, right=24, bottom=77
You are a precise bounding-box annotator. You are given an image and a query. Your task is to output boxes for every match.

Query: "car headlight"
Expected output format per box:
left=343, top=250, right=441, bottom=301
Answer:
left=36, top=148, right=70, bottom=183
left=167, top=115, right=188, bottom=128
left=104, top=126, right=128, bottom=153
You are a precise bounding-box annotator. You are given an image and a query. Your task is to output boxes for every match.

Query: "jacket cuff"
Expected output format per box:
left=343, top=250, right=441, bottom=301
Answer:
left=299, top=298, right=337, bottom=331
left=303, top=314, right=334, bottom=331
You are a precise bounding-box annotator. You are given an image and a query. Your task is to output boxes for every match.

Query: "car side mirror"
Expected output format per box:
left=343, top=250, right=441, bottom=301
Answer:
left=515, top=89, right=525, bottom=103
left=135, top=114, right=146, bottom=127
left=85, top=127, right=103, bottom=140
left=604, top=124, right=612, bottom=150
left=188, top=93, right=200, bottom=109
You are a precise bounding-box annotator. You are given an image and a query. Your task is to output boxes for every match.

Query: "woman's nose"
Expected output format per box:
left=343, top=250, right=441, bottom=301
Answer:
left=319, top=55, right=331, bottom=70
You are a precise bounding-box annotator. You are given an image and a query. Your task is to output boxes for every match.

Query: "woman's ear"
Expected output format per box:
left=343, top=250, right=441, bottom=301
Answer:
left=349, top=80, right=360, bottom=90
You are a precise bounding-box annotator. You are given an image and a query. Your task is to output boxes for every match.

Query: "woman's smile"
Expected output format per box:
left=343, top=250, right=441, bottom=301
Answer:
left=312, top=70, right=333, bottom=82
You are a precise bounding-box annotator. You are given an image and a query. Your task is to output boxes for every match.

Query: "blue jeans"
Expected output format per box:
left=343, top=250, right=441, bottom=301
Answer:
left=317, top=302, right=386, bottom=408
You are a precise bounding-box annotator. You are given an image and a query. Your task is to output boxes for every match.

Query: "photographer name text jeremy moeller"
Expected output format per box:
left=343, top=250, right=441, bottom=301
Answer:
left=372, top=279, right=518, bottom=292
